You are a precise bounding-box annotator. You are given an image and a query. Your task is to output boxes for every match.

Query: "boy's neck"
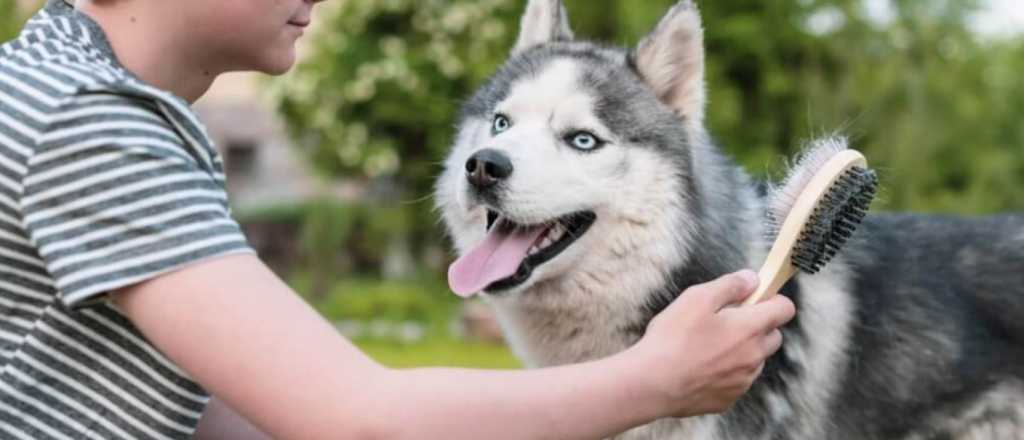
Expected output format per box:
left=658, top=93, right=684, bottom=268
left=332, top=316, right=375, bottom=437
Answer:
left=76, top=2, right=218, bottom=103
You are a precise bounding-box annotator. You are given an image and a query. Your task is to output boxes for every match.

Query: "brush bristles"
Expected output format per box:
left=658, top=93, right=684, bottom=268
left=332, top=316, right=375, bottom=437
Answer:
left=790, top=166, right=878, bottom=274
left=766, top=137, right=849, bottom=241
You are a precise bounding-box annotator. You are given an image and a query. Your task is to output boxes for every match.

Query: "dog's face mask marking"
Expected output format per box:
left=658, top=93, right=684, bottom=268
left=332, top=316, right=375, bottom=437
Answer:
left=478, top=60, right=623, bottom=221
left=438, top=0, right=708, bottom=297
left=443, top=60, right=626, bottom=296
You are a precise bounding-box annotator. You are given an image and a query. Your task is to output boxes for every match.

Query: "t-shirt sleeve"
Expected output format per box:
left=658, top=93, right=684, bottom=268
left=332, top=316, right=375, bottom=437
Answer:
left=19, top=94, right=254, bottom=309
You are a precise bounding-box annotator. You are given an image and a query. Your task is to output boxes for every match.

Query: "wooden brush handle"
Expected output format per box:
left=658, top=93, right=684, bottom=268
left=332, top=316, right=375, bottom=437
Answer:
left=742, top=150, right=867, bottom=306
left=744, top=258, right=797, bottom=307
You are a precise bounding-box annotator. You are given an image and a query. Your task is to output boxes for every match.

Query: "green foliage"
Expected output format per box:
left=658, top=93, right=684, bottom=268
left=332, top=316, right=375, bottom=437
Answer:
left=272, top=0, right=520, bottom=187
left=276, top=0, right=1024, bottom=220
left=271, top=0, right=526, bottom=270
left=1, top=0, right=25, bottom=41
left=297, top=199, right=414, bottom=273
left=240, top=198, right=422, bottom=301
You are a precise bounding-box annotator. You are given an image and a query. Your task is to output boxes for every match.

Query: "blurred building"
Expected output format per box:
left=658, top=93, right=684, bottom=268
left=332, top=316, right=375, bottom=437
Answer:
left=196, top=78, right=335, bottom=213
left=13, top=0, right=342, bottom=213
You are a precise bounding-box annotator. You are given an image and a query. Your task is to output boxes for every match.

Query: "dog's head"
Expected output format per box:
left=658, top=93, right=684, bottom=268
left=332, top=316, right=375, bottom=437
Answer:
left=437, top=0, right=711, bottom=298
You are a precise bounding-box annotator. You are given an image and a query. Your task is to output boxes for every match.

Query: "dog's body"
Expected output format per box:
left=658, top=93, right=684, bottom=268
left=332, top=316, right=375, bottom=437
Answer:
left=436, top=1, right=1024, bottom=438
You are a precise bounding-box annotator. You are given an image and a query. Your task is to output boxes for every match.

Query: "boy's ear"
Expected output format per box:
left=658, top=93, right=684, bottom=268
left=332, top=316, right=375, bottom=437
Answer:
left=632, top=1, right=706, bottom=129
left=512, top=0, right=574, bottom=55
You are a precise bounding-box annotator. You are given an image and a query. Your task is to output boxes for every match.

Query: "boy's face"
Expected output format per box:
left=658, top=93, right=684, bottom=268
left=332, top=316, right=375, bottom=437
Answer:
left=183, top=0, right=324, bottom=75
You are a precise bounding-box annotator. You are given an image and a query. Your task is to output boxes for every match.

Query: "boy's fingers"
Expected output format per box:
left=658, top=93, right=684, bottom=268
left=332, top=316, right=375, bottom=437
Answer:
left=762, top=329, right=783, bottom=357
left=701, top=270, right=759, bottom=311
left=739, top=295, right=796, bottom=334
left=660, top=270, right=758, bottom=318
left=752, top=362, right=766, bottom=379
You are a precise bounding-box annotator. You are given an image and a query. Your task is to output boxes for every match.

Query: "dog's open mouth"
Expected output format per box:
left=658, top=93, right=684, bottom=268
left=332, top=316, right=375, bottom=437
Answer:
left=448, top=210, right=597, bottom=297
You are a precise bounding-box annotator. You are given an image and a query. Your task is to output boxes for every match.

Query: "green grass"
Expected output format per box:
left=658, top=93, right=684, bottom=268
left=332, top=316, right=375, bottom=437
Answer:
left=356, top=339, right=522, bottom=369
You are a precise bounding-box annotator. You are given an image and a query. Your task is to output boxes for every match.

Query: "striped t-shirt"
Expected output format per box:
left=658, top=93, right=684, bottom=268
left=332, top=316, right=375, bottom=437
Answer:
left=1, top=1, right=254, bottom=439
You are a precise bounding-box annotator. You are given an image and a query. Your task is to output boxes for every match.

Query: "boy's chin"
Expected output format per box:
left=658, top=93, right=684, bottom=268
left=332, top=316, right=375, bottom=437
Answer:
left=254, top=51, right=297, bottom=76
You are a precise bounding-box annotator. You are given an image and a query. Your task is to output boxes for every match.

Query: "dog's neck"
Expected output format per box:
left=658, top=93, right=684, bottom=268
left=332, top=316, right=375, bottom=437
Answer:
left=488, top=138, right=768, bottom=367
left=638, top=133, right=770, bottom=326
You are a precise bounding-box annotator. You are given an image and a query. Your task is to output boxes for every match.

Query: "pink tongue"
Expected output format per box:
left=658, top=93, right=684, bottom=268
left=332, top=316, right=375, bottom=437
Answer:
left=448, top=225, right=547, bottom=297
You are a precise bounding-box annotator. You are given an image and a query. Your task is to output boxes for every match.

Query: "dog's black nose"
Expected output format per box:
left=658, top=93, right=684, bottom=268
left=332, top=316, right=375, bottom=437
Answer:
left=465, top=149, right=513, bottom=189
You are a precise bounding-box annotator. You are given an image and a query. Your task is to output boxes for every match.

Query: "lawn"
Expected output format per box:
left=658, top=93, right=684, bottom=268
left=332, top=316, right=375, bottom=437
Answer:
left=356, top=338, right=522, bottom=369
left=288, top=274, right=523, bottom=369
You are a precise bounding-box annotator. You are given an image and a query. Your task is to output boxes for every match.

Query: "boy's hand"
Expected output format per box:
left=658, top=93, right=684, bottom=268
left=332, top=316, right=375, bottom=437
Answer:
left=628, top=270, right=796, bottom=418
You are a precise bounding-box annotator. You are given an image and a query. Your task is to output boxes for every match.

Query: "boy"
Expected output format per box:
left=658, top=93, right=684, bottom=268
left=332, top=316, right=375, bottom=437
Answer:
left=0, top=0, right=795, bottom=438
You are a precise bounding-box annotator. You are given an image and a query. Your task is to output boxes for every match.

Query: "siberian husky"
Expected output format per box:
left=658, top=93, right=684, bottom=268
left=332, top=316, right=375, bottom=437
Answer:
left=435, top=1, right=1024, bottom=438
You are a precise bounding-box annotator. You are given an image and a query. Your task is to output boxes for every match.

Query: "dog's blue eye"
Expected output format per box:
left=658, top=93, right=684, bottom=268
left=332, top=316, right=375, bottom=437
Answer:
left=493, top=114, right=511, bottom=134
left=568, top=132, right=601, bottom=151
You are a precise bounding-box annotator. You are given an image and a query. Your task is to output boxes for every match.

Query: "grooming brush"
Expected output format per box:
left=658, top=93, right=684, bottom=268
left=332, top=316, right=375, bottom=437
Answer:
left=742, top=141, right=878, bottom=306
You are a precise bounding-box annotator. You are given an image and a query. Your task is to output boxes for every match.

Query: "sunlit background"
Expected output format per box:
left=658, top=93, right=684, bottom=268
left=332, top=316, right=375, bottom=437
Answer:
left=4, top=0, right=1023, bottom=369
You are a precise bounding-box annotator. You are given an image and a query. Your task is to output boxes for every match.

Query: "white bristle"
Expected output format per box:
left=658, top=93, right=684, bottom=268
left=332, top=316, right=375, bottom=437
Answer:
left=766, top=136, right=850, bottom=240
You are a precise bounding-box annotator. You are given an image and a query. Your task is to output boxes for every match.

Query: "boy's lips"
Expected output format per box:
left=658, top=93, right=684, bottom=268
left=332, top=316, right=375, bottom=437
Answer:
left=288, top=20, right=310, bottom=28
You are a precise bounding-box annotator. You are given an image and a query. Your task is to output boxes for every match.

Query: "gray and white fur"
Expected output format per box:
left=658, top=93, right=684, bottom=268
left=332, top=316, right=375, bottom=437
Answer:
left=435, top=1, right=1024, bottom=438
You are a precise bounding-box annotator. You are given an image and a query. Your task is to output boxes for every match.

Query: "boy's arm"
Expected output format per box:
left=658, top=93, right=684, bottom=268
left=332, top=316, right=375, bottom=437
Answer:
left=113, top=254, right=792, bottom=439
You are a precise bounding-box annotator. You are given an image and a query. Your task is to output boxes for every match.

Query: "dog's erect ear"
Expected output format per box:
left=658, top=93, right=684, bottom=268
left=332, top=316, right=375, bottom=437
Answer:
left=633, top=1, right=706, bottom=128
left=512, top=0, right=574, bottom=55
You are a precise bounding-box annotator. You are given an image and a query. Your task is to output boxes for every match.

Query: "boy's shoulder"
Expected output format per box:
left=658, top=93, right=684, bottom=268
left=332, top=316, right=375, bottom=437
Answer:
left=1, top=2, right=219, bottom=171
left=3, top=16, right=132, bottom=105
left=0, top=4, right=170, bottom=114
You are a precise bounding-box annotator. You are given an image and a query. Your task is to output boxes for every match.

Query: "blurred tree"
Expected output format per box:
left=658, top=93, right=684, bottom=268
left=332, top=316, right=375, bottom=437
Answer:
left=275, top=0, right=521, bottom=183
left=276, top=0, right=1024, bottom=269
left=4, top=0, right=1021, bottom=217
left=271, top=0, right=524, bottom=275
